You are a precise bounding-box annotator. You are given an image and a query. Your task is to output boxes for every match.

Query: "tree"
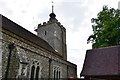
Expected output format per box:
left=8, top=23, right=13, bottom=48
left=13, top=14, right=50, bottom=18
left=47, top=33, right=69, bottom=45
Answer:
left=87, top=6, right=120, bottom=48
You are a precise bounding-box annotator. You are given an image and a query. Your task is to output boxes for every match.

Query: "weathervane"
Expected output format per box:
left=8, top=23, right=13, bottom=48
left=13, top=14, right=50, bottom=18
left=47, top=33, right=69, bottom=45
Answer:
left=49, top=1, right=56, bottom=19
left=52, top=1, right=54, bottom=13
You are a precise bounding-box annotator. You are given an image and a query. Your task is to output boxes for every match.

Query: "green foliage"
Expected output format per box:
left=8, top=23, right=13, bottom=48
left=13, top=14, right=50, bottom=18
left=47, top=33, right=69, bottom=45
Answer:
left=87, top=6, right=120, bottom=48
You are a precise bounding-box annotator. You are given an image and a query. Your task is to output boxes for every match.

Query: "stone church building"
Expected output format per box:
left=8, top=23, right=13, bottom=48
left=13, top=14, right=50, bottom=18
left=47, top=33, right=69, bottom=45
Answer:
left=0, top=10, right=77, bottom=79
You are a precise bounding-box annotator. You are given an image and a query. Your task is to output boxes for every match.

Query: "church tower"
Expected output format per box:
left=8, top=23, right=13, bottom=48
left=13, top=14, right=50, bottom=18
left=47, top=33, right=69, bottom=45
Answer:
left=35, top=4, right=67, bottom=60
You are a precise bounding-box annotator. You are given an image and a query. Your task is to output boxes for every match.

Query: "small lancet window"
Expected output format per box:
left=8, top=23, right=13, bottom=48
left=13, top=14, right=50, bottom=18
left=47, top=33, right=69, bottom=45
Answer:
left=30, top=65, right=35, bottom=80
left=58, top=71, right=60, bottom=79
left=45, top=31, right=47, bottom=35
left=36, top=66, right=40, bottom=80
left=54, top=69, right=56, bottom=79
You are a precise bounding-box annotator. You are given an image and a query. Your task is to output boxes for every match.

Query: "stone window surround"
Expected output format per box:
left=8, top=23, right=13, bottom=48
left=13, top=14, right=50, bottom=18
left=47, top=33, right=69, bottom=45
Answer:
left=18, top=63, right=28, bottom=76
left=53, top=65, right=62, bottom=79
left=29, top=59, right=41, bottom=79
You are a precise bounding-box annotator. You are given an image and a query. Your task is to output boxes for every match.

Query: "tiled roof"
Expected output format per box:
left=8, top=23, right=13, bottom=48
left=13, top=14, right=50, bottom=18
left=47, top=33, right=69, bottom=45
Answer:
left=0, top=14, right=56, bottom=53
left=81, top=45, right=120, bottom=76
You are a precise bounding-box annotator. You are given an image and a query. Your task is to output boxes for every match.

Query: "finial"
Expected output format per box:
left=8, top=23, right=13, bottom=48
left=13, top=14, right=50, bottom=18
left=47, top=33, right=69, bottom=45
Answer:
left=49, top=1, right=56, bottom=21
left=52, top=1, right=54, bottom=13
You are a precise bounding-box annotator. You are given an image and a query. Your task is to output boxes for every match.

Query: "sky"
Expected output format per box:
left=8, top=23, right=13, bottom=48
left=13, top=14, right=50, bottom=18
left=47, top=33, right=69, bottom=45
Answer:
left=0, top=0, right=120, bottom=77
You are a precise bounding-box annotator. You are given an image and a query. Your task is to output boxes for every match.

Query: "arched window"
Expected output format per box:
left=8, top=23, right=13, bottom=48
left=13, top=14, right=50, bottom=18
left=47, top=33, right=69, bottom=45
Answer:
left=58, top=70, right=60, bottom=79
left=53, top=66, right=61, bottom=80
left=30, top=65, right=35, bottom=80
left=56, top=70, right=58, bottom=79
left=54, top=68, right=56, bottom=79
left=35, top=66, right=40, bottom=80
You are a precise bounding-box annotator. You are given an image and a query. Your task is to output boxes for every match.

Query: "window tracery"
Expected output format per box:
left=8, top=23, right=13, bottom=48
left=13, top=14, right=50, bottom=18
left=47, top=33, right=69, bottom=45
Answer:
left=53, top=66, right=61, bottom=80
left=30, top=60, right=40, bottom=80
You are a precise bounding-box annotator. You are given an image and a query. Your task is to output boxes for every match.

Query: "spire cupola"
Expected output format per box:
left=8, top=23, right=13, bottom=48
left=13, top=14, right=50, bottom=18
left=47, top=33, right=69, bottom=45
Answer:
left=49, top=1, right=57, bottom=22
